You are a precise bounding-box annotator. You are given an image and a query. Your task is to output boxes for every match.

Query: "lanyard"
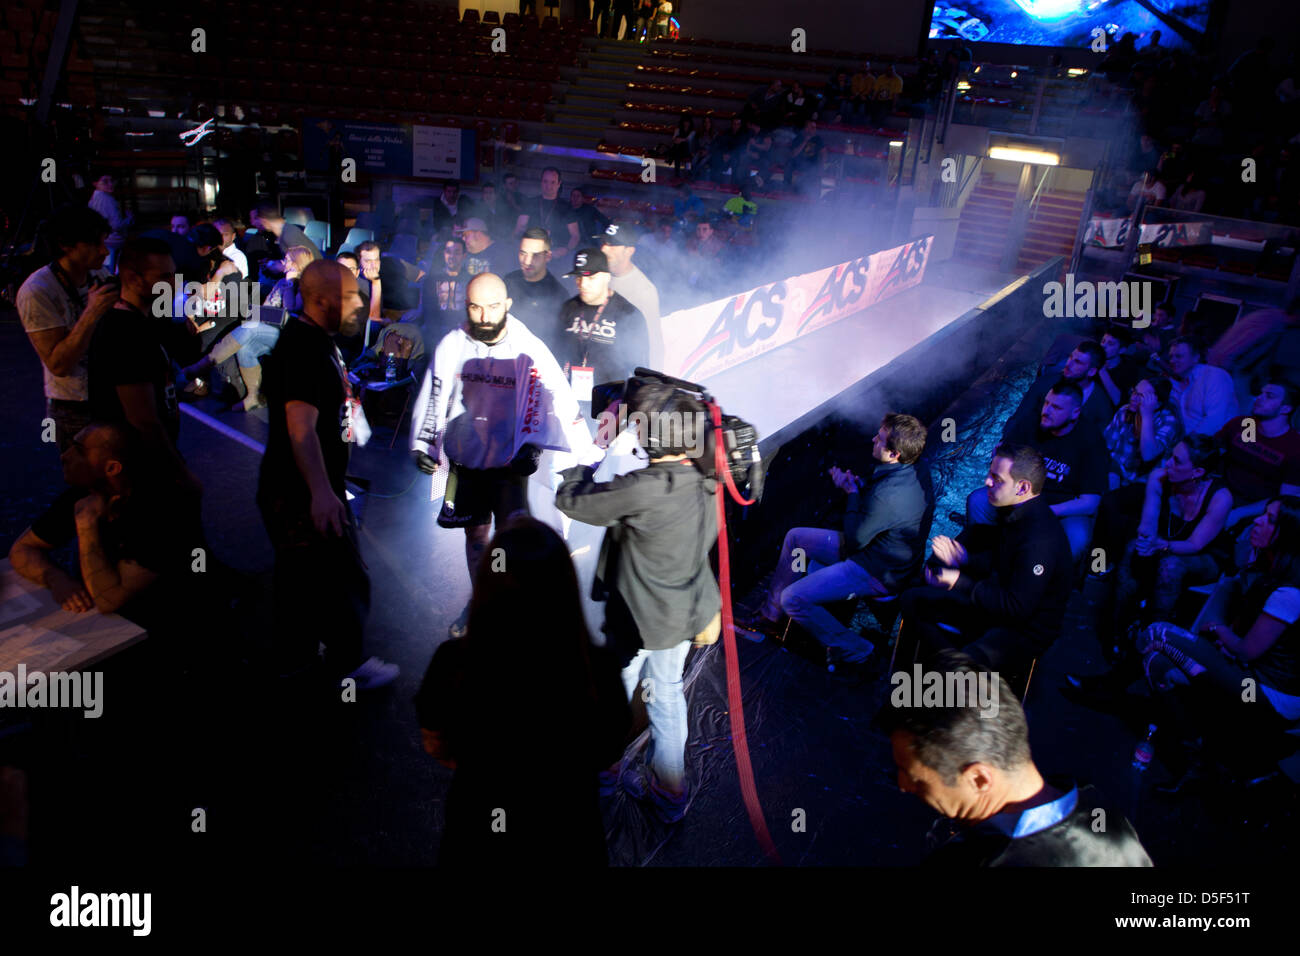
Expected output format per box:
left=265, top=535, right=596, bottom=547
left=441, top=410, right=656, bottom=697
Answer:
left=579, top=298, right=608, bottom=368
left=49, top=261, right=88, bottom=316
left=294, top=316, right=354, bottom=402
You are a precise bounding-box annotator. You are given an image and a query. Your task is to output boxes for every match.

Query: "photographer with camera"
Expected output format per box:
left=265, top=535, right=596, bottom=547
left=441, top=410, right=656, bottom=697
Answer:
left=555, top=379, right=722, bottom=824
left=412, top=273, right=598, bottom=638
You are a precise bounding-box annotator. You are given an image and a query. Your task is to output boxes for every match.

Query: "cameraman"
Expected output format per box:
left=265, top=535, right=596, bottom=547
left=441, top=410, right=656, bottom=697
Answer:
left=412, top=273, right=596, bottom=638
left=555, top=381, right=721, bottom=823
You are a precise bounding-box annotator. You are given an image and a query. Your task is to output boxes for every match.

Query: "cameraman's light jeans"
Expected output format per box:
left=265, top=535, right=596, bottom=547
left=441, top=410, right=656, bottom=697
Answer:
left=621, top=640, right=691, bottom=793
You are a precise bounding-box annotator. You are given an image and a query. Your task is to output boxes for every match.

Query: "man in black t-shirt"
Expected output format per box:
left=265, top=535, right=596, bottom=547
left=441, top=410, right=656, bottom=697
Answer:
left=555, top=248, right=649, bottom=400
left=86, top=237, right=198, bottom=493
left=419, top=236, right=470, bottom=346
left=258, top=259, right=398, bottom=690
left=503, top=228, right=568, bottom=333
left=460, top=217, right=515, bottom=278
left=966, top=380, right=1107, bottom=562
left=514, top=168, right=581, bottom=267
left=431, top=179, right=471, bottom=233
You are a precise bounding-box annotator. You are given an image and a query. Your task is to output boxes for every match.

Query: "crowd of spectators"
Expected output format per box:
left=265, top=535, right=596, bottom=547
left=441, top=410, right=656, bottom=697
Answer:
left=8, top=27, right=1300, bottom=868
left=1092, top=35, right=1300, bottom=225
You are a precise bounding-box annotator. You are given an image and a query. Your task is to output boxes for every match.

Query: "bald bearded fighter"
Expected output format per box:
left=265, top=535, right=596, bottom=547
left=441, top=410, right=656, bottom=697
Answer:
left=412, top=272, right=599, bottom=637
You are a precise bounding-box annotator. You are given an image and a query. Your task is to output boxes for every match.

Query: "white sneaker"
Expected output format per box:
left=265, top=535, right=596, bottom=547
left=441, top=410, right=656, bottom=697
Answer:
left=344, top=656, right=400, bottom=691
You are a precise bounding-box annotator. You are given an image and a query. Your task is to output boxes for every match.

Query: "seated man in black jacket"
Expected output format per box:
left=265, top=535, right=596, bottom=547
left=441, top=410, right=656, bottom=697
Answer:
left=555, top=381, right=720, bottom=824
left=965, top=380, right=1108, bottom=563
left=882, top=650, right=1152, bottom=866
left=902, top=444, right=1073, bottom=687
left=739, top=414, right=929, bottom=667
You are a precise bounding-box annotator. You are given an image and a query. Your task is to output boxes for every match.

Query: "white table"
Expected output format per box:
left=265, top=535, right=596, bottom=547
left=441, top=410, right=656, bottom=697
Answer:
left=0, top=560, right=146, bottom=675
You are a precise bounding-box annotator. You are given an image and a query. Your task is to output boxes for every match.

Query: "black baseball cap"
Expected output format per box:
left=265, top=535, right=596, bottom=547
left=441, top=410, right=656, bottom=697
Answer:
left=565, top=247, right=610, bottom=276
left=600, top=223, right=640, bottom=247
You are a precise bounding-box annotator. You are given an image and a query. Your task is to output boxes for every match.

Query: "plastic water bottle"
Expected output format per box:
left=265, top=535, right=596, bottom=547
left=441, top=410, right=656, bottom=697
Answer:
left=1132, top=724, right=1157, bottom=772
left=385, top=352, right=397, bottom=383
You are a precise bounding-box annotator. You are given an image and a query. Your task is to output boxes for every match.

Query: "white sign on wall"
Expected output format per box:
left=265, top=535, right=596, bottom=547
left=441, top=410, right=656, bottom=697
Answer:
left=413, top=125, right=465, bottom=180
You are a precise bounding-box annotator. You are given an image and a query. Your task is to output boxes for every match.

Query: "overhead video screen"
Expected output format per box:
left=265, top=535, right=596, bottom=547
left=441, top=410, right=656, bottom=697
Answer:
left=928, top=0, right=1213, bottom=51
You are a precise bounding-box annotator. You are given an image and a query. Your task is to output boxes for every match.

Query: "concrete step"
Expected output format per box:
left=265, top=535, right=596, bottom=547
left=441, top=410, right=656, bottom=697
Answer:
left=970, top=186, right=1017, bottom=201
left=965, top=199, right=1015, bottom=217
left=566, top=91, right=623, bottom=109
left=548, top=121, right=609, bottom=141
left=557, top=100, right=620, bottom=119
left=955, top=235, right=1008, bottom=257
left=561, top=66, right=636, bottom=84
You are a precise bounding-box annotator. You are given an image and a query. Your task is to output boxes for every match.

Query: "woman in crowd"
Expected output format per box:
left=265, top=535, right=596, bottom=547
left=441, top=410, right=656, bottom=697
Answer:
left=1094, top=377, right=1184, bottom=563
left=262, top=244, right=315, bottom=311
left=1067, top=435, right=1234, bottom=697
left=1137, top=496, right=1300, bottom=789
left=1120, top=435, right=1233, bottom=620
left=182, top=245, right=314, bottom=410
left=414, top=517, right=631, bottom=866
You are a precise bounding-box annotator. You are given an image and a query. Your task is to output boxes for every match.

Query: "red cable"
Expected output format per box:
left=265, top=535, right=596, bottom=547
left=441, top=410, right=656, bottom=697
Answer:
left=710, top=402, right=782, bottom=865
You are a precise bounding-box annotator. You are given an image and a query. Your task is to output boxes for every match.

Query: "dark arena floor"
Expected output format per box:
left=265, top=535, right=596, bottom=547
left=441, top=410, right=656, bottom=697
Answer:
left=2, top=301, right=1293, bottom=873
left=7, top=0, right=1300, bottom=934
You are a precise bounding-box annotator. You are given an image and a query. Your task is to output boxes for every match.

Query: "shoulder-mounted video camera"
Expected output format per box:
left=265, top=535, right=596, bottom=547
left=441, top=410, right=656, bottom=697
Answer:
left=592, top=367, right=763, bottom=502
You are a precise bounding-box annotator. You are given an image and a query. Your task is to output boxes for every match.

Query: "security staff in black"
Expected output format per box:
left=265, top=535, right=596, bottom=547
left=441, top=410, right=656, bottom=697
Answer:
left=554, top=248, right=648, bottom=404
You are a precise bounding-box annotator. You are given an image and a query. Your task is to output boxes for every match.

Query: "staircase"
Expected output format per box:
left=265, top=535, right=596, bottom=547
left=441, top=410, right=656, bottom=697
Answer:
left=952, top=176, right=1086, bottom=272
left=953, top=178, right=1017, bottom=271
left=1017, top=190, right=1086, bottom=271
left=549, top=38, right=647, bottom=150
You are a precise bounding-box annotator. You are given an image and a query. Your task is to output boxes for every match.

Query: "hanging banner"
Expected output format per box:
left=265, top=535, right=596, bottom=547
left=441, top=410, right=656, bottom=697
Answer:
left=1085, top=217, right=1213, bottom=249
left=662, top=235, right=933, bottom=381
